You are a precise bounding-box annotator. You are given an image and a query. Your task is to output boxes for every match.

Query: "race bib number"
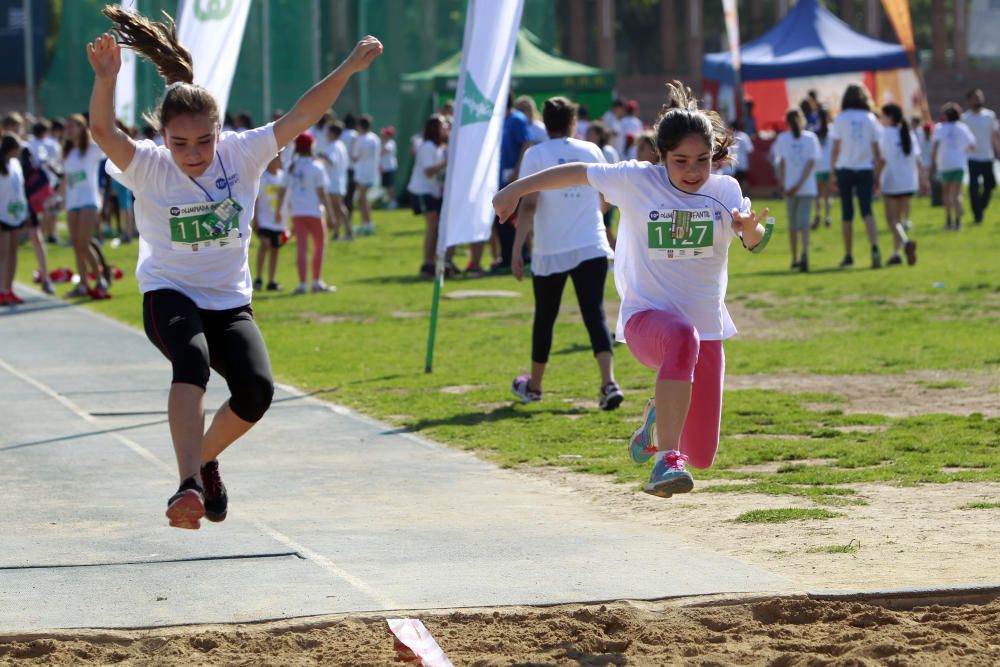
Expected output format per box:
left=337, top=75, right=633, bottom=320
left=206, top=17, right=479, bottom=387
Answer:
left=647, top=208, right=716, bottom=260
left=168, top=199, right=243, bottom=252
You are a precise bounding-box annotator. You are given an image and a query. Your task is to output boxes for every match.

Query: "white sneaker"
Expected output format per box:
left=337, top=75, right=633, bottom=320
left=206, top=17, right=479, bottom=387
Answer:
left=311, top=280, right=336, bottom=293
left=292, top=283, right=309, bottom=295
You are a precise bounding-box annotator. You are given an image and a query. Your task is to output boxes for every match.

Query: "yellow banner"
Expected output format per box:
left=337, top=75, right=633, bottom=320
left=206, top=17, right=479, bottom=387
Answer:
left=881, top=0, right=915, bottom=52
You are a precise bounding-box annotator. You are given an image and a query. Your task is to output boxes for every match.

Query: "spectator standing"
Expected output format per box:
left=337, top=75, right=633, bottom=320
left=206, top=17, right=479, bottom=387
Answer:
left=931, top=102, right=976, bottom=230
left=962, top=89, right=1000, bottom=224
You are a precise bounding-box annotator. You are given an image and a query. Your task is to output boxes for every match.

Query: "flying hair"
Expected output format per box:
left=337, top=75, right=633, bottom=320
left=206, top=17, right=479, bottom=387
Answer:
left=654, top=80, right=734, bottom=165
left=102, top=4, right=219, bottom=132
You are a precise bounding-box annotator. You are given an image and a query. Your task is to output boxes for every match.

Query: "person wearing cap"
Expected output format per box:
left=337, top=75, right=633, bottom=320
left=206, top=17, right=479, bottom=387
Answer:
left=280, top=132, right=337, bottom=294
left=620, top=100, right=644, bottom=158
left=379, top=125, right=398, bottom=209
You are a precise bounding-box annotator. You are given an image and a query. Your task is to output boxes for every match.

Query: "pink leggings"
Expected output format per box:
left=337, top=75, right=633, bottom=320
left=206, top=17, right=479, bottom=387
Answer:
left=293, top=216, right=325, bottom=282
left=624, top=309, right=725, bottom=469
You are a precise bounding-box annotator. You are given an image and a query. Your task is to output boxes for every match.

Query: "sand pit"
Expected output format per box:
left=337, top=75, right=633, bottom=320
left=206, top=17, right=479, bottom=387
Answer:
left=2, top=596, right=999, bottom=665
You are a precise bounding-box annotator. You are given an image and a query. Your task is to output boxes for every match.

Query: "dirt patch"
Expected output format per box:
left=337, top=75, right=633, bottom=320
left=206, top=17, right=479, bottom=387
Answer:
left=727, top=370, right=1000, bottom=417
left=729, top=458, right=836, bottom=474
left=300, top=313, right=373, bottom=324
left=522, top=468, right=1000, bottom=591
left=3, top=597, right=999, bottom=666
left=439, top=384, right=485, bottom=395
left=389, top=310, right=426, bottom=319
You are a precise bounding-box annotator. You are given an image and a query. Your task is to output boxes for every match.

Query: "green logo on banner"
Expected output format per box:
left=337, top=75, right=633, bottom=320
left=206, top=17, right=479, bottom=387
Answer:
left=194, top=0, right=234, bottom=21
left=459, top=76, right=495, bottom=126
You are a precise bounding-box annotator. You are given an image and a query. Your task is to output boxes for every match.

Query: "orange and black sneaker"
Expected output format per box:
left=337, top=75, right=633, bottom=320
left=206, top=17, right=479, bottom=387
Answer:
left=200, top=460, right=228, bottom=523
left=166, top=477, right=205, bottom=529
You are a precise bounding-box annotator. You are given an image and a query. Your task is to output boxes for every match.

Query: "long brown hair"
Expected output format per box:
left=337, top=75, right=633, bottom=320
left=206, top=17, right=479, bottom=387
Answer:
left=102, top=5, right=219, bottom=133
left=654, top=81, right=734, bottom=164
left=64, top=113, right=92, bottom=158
left=786, top=108, right=804, bottom=139
left=841, top=84, right=873, bottom=112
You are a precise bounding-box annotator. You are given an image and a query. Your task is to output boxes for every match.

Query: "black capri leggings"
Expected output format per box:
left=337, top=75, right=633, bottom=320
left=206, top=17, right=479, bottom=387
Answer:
left=531, top=256, right=613, bottom=364
left=143, top=289, right=274, bottom=423
left=835, top=168, right=874, bottom=222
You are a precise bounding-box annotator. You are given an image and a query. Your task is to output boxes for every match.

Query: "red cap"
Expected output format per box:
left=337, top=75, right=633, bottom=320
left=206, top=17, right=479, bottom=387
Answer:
left=625, top=99, right=639, bottom=112
left=380, top=125, right=396, bottom=138
left=294, top=132, right=315, bottom=152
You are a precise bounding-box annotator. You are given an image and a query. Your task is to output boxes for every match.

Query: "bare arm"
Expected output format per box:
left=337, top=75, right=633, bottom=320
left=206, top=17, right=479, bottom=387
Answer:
left=493, top=163, right=589, bottom=222
left=86, top=33, right=136, bottom=172
left=273, top=36, right=383, bottom=149
left=830, top=139, right=841, bottom=172
left=510, top=193, right=537, bottom=281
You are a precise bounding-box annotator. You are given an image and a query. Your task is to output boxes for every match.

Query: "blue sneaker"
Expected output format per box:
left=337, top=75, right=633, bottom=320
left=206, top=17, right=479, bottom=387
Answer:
left=628, top=398, right=657, bottom=464
left=644, top=451, right=694, bottom=498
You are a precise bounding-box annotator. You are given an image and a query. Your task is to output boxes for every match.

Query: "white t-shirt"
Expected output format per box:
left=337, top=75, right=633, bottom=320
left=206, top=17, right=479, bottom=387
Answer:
left=527, top=120, right=548, bottom=144
left=773, top=130, right=821, bottom=196
left=733, top=131, right=754, bottom=171
left=586, top=162, right=750, bottom=342
left=323, top=139, right=349, bottom=196
left=64, top=144, right=105, bottom=209
left=106, top=123, right=278, bottom=309
left=380, top=138, right=398, bottom=172
left=255, top=169, right=286, bottom=232
left=342, top=128, right=358, bottom=167
left=406, top=140, right=445, bottom=197
left=287, top=156, right=328, bottom=217
left=932, top=122, right=976, bottom=172
left=602, top=111, right=624, bottom=157
left=817, top=134, right=833, bottom=173
left=601, top=144, right=620, bottom=164
left=830, top=109, right=881, bottom=170
left=0, top=159, right=28, bottom=226
left=620, top=116, right=644, bottom=147
left=879, top=127, right=921, bottom=195
left=575, top=119, right=590, bottom=141
left=518, top=138, right=612, bottom=276
left=352, top=132, right=380, bottom=185
left=960, top=109, right=998, bottom=162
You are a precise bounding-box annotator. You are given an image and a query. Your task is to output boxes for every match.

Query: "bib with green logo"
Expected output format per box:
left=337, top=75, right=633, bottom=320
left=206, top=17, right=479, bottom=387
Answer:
left=168, top=199, right=243, bottom=252
left=67, top=171, right=87, bottom=187
left=7, top=199, right=26, bottom=220
left=647, top=208, right=716, bottom=260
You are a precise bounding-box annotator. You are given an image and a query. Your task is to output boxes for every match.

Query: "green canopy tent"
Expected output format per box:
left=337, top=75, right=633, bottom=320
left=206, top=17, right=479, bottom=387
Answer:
left=396, top=29, right=616, bottom=196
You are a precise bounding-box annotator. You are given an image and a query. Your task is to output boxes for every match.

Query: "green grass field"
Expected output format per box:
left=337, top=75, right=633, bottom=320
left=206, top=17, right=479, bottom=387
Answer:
left=14, top=195, right=1000, bottom=503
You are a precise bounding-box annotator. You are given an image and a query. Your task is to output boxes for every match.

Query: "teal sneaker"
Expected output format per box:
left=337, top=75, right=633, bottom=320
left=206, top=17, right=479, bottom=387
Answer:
left=644, top=450, right=694, bottom=498
left=628, top=398, right=657, bottom=464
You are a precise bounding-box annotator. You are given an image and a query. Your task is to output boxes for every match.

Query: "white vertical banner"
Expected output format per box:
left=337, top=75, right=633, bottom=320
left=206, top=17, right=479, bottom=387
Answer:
left=722, top=0, right=741, bottom=73
left=177, top=0, right=252, bottom=121
left=438, top=0, right=525, bottom=252
left=114, top=0, right=137, bottom=126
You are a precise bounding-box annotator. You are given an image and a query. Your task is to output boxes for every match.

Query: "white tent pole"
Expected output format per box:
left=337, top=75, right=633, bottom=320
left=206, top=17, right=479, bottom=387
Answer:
left=262, top=0, right=271, bottom=119
left=23, top=0, right=36, bottom=115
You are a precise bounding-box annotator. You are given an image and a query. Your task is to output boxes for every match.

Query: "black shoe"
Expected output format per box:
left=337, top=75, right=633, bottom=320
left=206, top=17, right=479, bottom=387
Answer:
left=266, top=281, right=281, bottom=291
left=598, top=381, right=625, bottom=411
left=798, top=254, right=809, bottom=273
left=166, top=476, right=205, bottom=530
left=838, top=255, right=854, bottom=268
left=200, top=460, right=228, bottom=522
left=253, top=278, right=263, bottom=290
left=904, top=240, right=917, bottom=266
left=871, top=248, right=881, bottom=269
left=886, top=254, right=903, bottom=266
left=790, top=260, right=799, bottom=270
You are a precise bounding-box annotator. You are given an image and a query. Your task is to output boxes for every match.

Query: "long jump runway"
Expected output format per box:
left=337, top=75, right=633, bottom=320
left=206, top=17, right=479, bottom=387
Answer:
left=0, top=290, right=794, bottom=631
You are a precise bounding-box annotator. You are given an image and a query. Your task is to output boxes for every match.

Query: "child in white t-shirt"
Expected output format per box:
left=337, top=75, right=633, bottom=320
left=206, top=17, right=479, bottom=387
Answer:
left=773, top=108, right=821, bottom=272
left=282, top=132, right=336, bottom=294
left=62, top=113, right=111, bottom=299
left=876, top=104, right=921, bottom=266
left=494, top=81, right=771, bottom=499
left=321, top=122, right=351, bottom=241
left=931, top=102, right=976, bottom=230
left=0, top=135, right=29, bottom=305
left=89, top=6, right=381, bottom=529
left=350, top=115, right=380, bottom=234
left=252, top=154, right=287, bottom=291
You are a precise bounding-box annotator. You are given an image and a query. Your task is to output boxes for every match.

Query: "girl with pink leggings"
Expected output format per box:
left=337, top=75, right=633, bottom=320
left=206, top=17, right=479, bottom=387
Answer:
left=284, top=132, right=337, bottom=294
left=494, top=81, right=772, bottom=498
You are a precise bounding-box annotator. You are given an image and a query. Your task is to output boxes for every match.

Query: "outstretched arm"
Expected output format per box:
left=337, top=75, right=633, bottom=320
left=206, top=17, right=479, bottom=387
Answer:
left=87, top=33, right=136, bottom=172
left=493, top=163, right=589, bottom=222
left=273, top=36, right=383, bottom=148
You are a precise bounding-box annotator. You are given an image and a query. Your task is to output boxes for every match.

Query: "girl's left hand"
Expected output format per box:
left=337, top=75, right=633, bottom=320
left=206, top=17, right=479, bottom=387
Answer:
left=87, top=33, right=122, bottom=80
left=345, top=36, right=383, bottom=74
left=730, top=206, right=770, bottom=235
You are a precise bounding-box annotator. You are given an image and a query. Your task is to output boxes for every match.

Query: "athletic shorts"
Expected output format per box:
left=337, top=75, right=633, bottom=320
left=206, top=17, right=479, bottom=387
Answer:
left=815, top=171, right=831, bottom=183
left=256, top=228, right=284, bottom=246
left=410, top=193, right=442, bottom=215
left=68, top=204, right=99, bottom=212
left=940, top=169, right=964, bottom=183
left=883, top=192, right=914, bottom=199
left=0, top=219, right=26, bottom=231
left=112, top=181, right=134, bottom=210
left=381, top=171, right=396, bottom=189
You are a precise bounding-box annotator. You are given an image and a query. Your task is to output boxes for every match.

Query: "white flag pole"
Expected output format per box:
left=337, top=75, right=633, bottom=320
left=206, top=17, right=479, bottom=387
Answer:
left=424, top=0, right=525, bottom=373
left=177, top=0, right=252, bottom=121
left=114, top=0, right=137, bottom=127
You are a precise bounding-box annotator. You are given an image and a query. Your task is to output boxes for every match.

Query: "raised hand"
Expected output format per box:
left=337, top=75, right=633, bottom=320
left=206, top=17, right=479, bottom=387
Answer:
left=345, top=36, right=383, bottom=74
left=731, top=206, right=770, bottom=235
left=87, top=33, right=122, bottom=80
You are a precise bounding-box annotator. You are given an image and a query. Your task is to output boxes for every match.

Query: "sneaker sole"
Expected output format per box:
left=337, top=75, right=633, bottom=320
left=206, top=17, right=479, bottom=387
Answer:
left=166, top=490, right=205, bottom=530
left=644, top=474, right=694, bottom=499
left=905, top=241, right=917, bottom=266
left=205, top=508, right=227, bottom=523
left=628, top=401, right=656, bottom=464
left=599, top=390, right=624, bottom=411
